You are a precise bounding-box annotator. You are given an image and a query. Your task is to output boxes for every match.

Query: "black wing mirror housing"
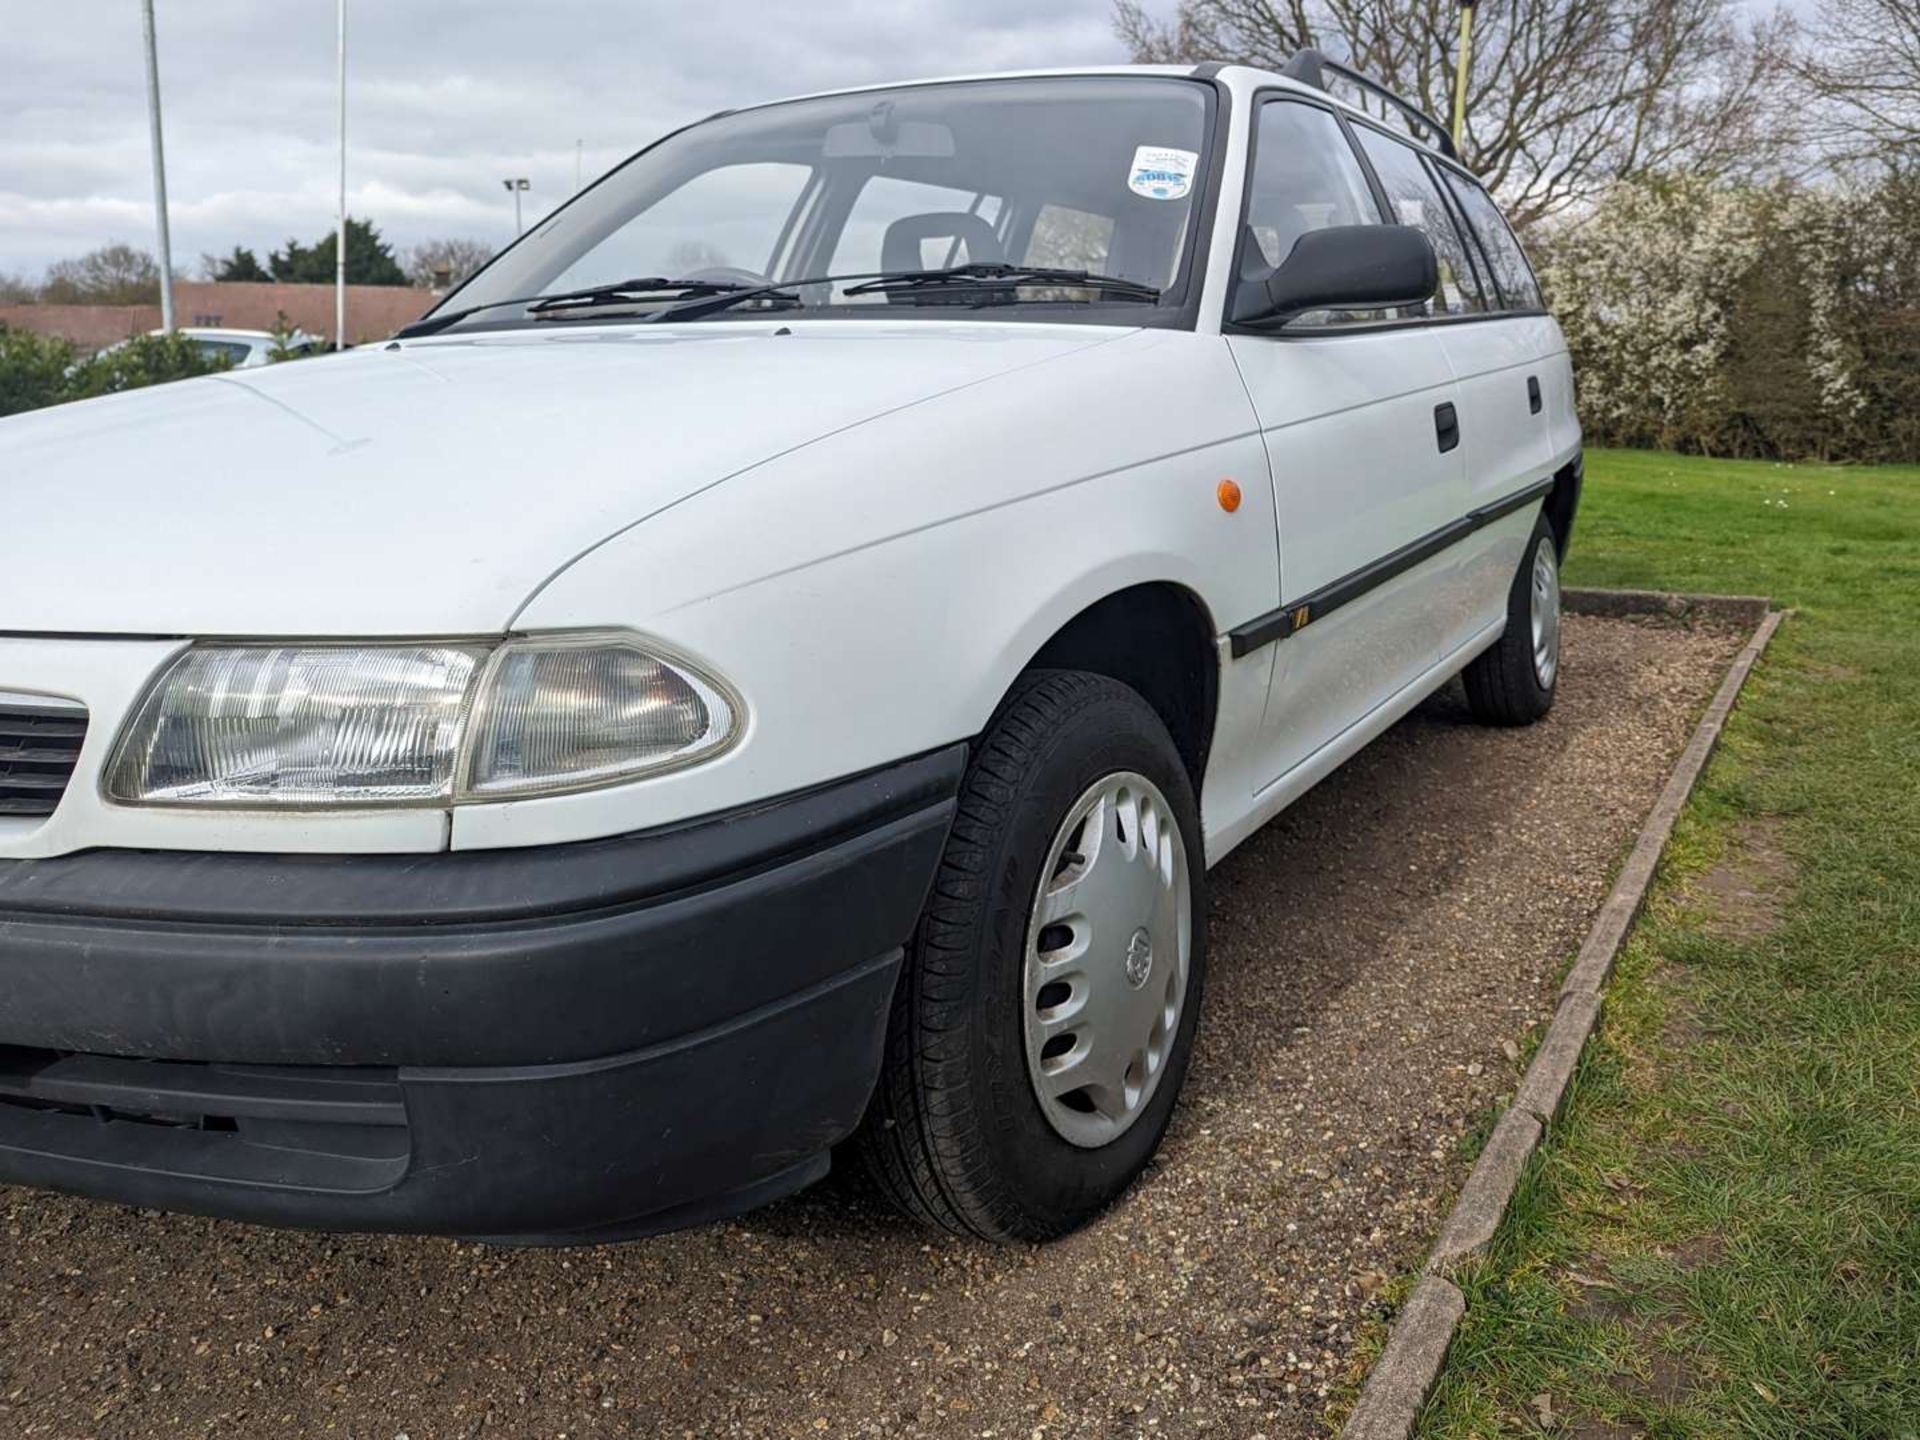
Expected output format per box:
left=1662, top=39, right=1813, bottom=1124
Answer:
left=1229, top=224, right=1438, bottom=326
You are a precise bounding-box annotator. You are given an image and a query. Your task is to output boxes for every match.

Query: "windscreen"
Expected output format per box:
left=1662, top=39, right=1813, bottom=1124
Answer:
left=433, top=76, right=1214, bottom=329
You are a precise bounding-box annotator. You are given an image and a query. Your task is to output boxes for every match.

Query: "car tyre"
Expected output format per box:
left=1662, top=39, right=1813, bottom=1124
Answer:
left=1463, top=512, right=1561, bottom=726
left=854, top=669, right=1207, bottom=1242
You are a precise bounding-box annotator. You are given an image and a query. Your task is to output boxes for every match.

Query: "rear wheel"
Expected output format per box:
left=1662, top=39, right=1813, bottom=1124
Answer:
left=854, top=670, right=1207, bottom=1242
left=1463, top=512, right=1561, bottom=726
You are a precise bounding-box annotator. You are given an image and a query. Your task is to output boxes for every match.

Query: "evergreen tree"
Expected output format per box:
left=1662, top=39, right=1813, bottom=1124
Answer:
left=269, top=218, right=408, bottom=287
left=208, top=246, right=271, bottom=282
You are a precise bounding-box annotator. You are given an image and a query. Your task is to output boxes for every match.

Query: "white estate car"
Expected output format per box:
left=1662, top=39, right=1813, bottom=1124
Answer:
left=98, top=326, right=326, bottom=368
left=0, top=56, right=1579, bottom=1244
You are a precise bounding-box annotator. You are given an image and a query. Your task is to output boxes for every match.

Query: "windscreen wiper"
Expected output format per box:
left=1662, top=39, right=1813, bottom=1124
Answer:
left=394, top=277, right=797, bottom=338
left=529, top=277, right=802, bottom=319
left=650, top=264, right=1162, bottom=323
left=399, top=264, right=1161, bottom=338
left=841, top=264, right=1162, bottom=304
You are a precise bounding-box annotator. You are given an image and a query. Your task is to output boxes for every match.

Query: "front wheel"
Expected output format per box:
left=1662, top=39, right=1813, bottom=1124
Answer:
left=854, top=670, right=1207, bottom=1242
left=1463, top=512, right=1561, bottom=726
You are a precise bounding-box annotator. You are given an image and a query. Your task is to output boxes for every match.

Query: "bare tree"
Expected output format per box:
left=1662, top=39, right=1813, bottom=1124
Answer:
left=406, top=238, right=495, bottom=290
left=0, top=272, right=36, bottom=304
left=1794, top=0, right=1920, bottom=158
left=39, top=242, right=162, bottom=305
left=1115, top=0, right=1798, bottom=227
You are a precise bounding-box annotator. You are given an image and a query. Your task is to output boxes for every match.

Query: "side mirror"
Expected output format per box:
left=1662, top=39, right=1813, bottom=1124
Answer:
left=1229, top=224, right=1438, bottom=326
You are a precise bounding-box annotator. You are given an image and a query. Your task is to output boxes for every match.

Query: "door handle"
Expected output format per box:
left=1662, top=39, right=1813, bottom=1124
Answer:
left=1434, top=401, right=1460, bottom=453
left=1527, top=375, right=1543, bottom=415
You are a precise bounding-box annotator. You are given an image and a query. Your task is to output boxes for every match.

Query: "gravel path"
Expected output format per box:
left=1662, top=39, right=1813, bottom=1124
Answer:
left=0, top=615, right=1746, bottom=1440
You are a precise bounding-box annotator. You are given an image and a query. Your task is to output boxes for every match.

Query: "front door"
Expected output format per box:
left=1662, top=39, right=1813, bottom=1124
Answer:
left=1226, top=97, right=1468, bottom=788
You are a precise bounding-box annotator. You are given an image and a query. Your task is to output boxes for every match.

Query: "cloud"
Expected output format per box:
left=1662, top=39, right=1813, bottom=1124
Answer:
left=0, top=0, right=1147, bottom=277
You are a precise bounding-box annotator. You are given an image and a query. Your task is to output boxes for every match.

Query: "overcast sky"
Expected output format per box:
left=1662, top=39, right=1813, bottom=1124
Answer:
left=2, top=0, right=1160, bottom=280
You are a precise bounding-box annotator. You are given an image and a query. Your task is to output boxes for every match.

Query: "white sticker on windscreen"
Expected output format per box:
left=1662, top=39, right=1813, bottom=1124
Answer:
left=1127, top=145, right=1199, bottom=200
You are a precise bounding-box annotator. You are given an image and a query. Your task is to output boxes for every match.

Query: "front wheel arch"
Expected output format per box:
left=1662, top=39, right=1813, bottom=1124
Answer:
left=1022, top=581, right=1219, bottom=794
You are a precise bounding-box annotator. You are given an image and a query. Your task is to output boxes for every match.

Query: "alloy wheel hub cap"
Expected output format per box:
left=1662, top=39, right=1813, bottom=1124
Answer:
left=1022, top=772, right=1191, bottom=1149
left=1530, top=533, right=1561, bottom=689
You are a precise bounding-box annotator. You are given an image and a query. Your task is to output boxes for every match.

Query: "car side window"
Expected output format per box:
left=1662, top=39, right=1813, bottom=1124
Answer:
left=1437, top=170, right=1543, bottom=310
left=1351, top=126, right=1485, bottom=317
left=191, top=339, right=251, bottom=365
left=1243, top=101, right=1379, bottom=272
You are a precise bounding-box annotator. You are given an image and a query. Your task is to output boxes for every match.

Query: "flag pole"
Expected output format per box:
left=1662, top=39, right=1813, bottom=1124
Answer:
left=335, top=0, right=348, bottom=350
left=140, top=0, right=175, bottom=332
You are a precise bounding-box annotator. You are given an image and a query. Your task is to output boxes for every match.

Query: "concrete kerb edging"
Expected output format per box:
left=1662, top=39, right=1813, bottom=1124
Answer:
left=1338, top=596, right=1787, bottom=1440
left=1557, top=605, right=1787, bottom=999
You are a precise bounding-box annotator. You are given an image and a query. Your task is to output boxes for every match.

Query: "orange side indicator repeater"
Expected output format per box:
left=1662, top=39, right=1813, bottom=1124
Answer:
left=1216, top=478, right=1242, bottom=513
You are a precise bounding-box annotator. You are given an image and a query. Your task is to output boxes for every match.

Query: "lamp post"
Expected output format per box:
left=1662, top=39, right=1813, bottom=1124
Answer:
left=335, top=0, right=347, bottom=350
left=1452, top=0, right=1478, bottom=155
left=503, top=177, right=530, bottom=236
left=139, top=0, right=175, bottom=332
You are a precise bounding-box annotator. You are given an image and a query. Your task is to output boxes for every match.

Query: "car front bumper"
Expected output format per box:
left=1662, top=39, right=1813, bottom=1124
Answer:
left=0, top=745, right=963, bottom=1242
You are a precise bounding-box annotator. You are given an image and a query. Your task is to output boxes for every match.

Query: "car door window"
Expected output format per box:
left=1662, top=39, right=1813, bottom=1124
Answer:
left=1351, top=127, right=1486, bottom=316
left=1437, top=170, right=1543, bottom=310
left=1244, top=101, right=1379, bottom=272
left=191, top=339, right=251, bottom=366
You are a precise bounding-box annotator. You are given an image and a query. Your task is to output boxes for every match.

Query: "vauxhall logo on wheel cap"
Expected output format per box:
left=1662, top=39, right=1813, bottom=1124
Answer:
left=1124, top=927, right=1154, bottom=988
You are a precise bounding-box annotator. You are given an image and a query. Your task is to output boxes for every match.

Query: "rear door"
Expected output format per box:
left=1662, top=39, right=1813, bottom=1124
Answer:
left=1224, top=97, right=1467, bottom=788
left=1432, top=162, right=1565, bottom=504
left=1429, top=155, right=1562, bottom=651
left=1345, top=124, right=1555, bottom=663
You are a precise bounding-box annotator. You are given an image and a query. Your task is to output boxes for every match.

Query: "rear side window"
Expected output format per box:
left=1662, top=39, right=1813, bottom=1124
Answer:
left=1438, top=171, right=1543, bottom=310
left=191, top=339, right=252, bottom=365
left=1243, top=101, right=1379, bottom=271
left=1351, top=126, right=1485, bottom=316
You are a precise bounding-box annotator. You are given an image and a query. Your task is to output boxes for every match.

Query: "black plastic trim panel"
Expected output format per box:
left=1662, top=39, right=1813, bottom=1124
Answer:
left=0, top=745, right=964, bottom=926
left=0, top=745, right=966, bottom=1067
left=0, top=952, right=903, bottom=1239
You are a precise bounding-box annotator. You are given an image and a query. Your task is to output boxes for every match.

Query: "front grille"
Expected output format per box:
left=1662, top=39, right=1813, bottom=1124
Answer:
left=0, top=701, right=87, bottom=817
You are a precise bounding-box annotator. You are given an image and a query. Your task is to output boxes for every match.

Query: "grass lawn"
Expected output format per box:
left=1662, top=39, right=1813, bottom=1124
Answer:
left=1413, top=449, right=1920, bottom=1438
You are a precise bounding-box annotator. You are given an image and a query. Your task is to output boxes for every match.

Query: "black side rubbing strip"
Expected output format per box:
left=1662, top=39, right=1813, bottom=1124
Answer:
left=1471, top=475, right=1556, bottom=525
left=1227, top=476, right=1555, bottom=658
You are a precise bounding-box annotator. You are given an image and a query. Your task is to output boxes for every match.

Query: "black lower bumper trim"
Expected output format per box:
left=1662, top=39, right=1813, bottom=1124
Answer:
left=0, top=951, right=902, bottom=1238
left=0, top=745, right=965, bottom=1067
left=0, top=746, right=965, bottom=1238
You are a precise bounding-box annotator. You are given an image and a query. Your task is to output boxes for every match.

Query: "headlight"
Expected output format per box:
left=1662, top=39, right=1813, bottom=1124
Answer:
left=460, top=633, right=740, bottom=800
left=105, top=633, right=741, bottom=809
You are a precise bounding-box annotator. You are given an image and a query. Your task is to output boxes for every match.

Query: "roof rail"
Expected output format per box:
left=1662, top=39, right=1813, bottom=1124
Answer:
left=1280, top=47, right=1458, bottom=160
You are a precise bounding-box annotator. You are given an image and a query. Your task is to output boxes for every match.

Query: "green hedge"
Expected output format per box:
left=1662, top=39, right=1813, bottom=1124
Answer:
left=0, top=327, right=232, bottom=418
left=1539, top=172, right=1920, bottom=465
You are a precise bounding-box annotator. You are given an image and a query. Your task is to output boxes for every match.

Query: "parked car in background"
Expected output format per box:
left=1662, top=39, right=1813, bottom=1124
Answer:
left=0, top=54, right=1578, bottom=1246
left=94, top=325, right=325, bottom=368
